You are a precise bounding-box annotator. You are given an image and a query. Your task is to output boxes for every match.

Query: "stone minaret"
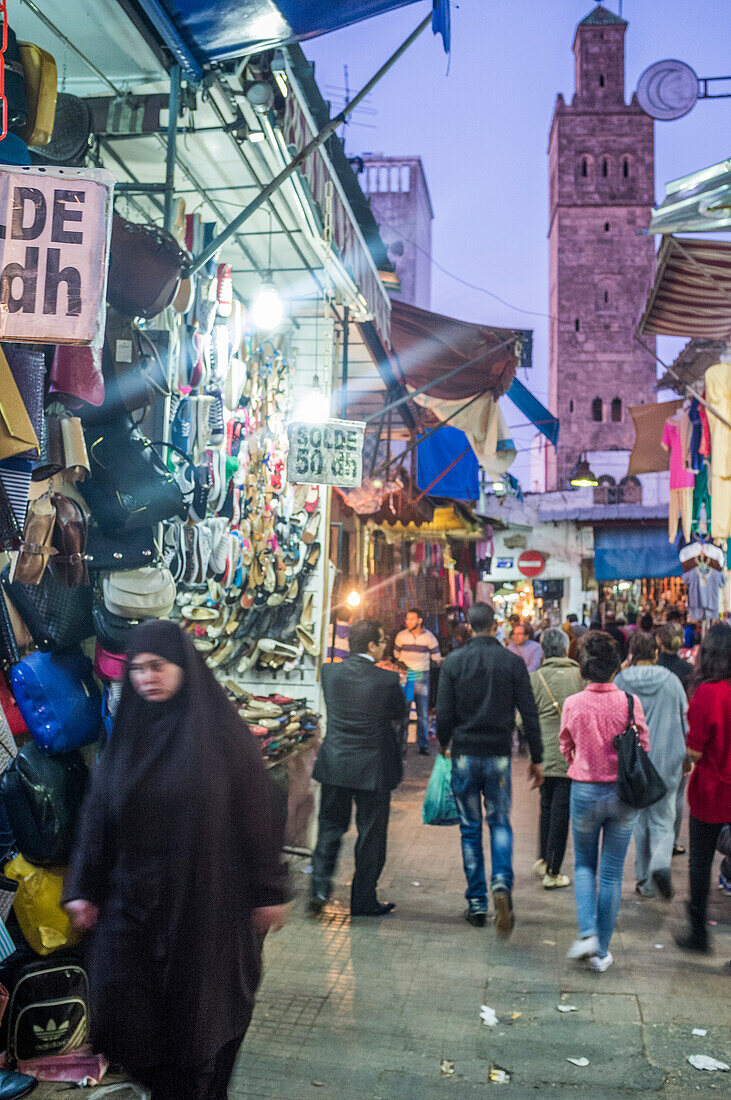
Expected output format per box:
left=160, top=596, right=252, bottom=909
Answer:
left=546, top=5, right=656, bottom=490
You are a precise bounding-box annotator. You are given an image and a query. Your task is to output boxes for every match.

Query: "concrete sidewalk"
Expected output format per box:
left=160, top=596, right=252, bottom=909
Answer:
left=232, top=753, right=729, bottom=1099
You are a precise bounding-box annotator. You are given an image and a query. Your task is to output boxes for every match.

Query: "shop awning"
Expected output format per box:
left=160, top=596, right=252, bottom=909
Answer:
left=134, top=0, right=449, bottom=77
left=593, top=528, right=682, bottom=582
left=506, top=376, right=559, bottom=446
left=416, top=426, right=479, bottom=501
left=390, top=299, right=531, bottom=399
left=649, top=158, right=731, bottom=235
left=637, top=236, right=731, bottom=340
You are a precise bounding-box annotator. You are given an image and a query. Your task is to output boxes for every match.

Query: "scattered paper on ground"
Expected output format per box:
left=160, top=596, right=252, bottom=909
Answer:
left=440, top=1059, right=455, bottom=1076
left=692, top=1028, right=707, bottom=1037
left=542, top=939, right=556, bottom=945
left=688, top=1055, right=729, bottom=1071
left=480, top=1005, right=499, bottom=1027
left=557, top=1005, right=579, bottom=1013
left=488, top=1064, right=511, bottom=1083
left=567, top=1057, right=590, bottom=1067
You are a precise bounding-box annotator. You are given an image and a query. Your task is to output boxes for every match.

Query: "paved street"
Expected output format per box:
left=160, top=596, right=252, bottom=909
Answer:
left=232, top=752, right=729, bottom=1099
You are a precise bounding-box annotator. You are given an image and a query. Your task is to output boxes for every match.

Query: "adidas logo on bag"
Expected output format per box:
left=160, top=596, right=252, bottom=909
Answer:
left=32, top=1018, right=70, bottom=1045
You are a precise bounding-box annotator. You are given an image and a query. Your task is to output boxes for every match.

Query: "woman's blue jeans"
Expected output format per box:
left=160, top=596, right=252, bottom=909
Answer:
left=451, top=754, right=512, bottom=911
left=570, top=781, right=638, bottom=957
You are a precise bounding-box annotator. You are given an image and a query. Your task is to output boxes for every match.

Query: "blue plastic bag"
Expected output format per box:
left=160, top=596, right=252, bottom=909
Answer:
left=422, top=755, right=460, bottom=826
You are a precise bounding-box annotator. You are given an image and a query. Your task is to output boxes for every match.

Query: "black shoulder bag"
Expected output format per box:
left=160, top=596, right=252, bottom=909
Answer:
left=613, top=692, right=667, bottom=809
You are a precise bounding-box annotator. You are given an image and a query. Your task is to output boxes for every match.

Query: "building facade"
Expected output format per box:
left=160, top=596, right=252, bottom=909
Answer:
left=359, top=154, right=433, bottom=310
left=546, top=6, right=657, bottom=490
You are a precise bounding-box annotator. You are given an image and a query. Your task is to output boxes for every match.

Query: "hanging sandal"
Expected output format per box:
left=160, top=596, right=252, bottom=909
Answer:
left=302, top=509, right=320, bottom=545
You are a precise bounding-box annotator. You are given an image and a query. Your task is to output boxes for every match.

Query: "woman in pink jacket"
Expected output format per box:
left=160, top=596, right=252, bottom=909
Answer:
left=560, top=632, right=650, bottom=972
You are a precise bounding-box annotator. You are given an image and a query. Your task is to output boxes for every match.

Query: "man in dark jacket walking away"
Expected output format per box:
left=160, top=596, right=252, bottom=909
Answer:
left=311, top=620, right=407, bottom=916
left=437, top=603, right=543, bottom=935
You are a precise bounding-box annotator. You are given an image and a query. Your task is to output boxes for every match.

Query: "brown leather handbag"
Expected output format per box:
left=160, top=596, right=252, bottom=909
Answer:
left=107, top=214, right=189, bottom=319
left=50, top=494, right=89, bottom=587
left=13, top=495, right=57, bottom=585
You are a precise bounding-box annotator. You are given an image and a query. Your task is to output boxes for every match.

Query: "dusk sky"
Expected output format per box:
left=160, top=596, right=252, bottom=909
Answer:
left=304, top=0, right=729, bottom=482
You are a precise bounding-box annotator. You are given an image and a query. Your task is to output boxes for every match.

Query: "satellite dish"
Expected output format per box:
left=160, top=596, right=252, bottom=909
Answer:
left=636, top=59, right=698, bottom=120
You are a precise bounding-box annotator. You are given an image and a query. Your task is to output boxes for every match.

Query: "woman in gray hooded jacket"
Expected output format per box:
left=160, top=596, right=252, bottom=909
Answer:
left=615, top=631, right=688, bottom=900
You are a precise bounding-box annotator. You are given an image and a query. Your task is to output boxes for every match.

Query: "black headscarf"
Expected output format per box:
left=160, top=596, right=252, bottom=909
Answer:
left=64, top=620, right=289, bottom=1070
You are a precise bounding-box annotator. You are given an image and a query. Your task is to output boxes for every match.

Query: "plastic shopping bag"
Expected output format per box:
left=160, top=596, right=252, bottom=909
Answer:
left=422, top=755, right=460, bottom=826
left=5, top=853, right=80, bottom=955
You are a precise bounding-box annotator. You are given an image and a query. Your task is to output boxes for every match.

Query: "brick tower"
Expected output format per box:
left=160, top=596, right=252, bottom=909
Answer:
left=546, top=5, right=657, bottom=490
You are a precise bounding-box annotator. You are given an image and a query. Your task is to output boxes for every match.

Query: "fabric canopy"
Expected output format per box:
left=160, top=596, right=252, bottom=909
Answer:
left=416, top=426, right=479, bottom=500
left=627, top=399, right=683, bottom=476
left=637, top=236, right=731, bottom=340
left=593, top=527, right=682, bottom=582
left=506, top=377, right=559, bottom=446
left=135, top=0, right=448, bottom=76
left=390, top=299, right=531, bottom=399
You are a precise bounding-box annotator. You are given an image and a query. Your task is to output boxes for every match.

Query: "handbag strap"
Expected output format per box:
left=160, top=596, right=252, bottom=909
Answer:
left=537, top=670, right=562, bottom=715
left=624, top=691, right=638, bottom=733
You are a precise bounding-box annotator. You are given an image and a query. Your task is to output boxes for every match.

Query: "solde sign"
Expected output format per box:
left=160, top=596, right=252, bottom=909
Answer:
left=0, top=166, right=114, bottom=346
left=287, top=419, right=365, bottom=487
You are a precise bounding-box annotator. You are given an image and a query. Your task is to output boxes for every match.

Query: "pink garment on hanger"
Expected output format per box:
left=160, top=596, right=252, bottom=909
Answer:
left=661, top=418, right=695, bottom=490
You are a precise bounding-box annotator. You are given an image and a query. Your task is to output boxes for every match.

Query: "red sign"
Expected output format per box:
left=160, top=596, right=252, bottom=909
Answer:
left=517, top=551, right=545, bottom=578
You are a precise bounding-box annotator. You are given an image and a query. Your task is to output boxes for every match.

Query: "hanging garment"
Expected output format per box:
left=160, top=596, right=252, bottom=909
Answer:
left=668, top=487, right=693, bottom=543
left=691, top=460, right=712, bottom=535
left=684, top=566, right=726, bottom=620
left=661, top=416, right=696, bottom=491
left=704, top=361, right=731, bottom=539
left=688, top=399, right=711, bottom=471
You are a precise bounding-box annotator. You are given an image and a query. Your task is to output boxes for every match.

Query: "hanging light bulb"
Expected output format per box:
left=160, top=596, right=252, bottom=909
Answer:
left=346, top=589, right=361, bottom=609
left=251, top=278, right=283, bottom=331
left=294, top=372, right=330, bottom=422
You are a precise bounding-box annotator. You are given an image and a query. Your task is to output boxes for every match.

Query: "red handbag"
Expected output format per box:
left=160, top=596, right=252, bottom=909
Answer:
left=49, top=345, right=105, bottom=407
left=0, top=676, right=27, bottom=737
left=93, top=642, right=127, bottom=682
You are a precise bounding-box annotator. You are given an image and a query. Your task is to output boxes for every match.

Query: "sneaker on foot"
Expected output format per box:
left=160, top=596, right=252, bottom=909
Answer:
left=589, top=951, right=613, bottom=973
left=652, top=868, right=673, bottom=901
left=308, top=894, right=327, bottom=915
left=464, top=909, right=487, bottom=928
left=543, top=873, right=571, bottom=889
left=493, top=889, right=514, bottom=939
left=567, top=935, right=599, bottom=959
left=533, top=858, right=547, bottom=878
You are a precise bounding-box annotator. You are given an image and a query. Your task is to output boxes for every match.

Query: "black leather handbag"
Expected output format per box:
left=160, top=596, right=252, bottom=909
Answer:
left=0, top=742, right=89, bottom=866
left=613, top=693, right=667, bottom=809
left=92, top=599, right=140, bottom=652
left=80, top=417, right=186, bottom=536
left=85, top=523, right=156, bottom=573
left=1, top=565, right=94, bottom=652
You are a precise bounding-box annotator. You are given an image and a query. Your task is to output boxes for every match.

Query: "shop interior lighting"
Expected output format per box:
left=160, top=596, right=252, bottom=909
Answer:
left=569, top=455, right=598, bottom=488
left=251, top=277, right=283, bottom=330
left=294, top=382, right=330, bottom=423
left=492, top=480, right=506, bottom=494
left=249, top=130, right=266, bottom=143
left=346, top=589, right=361, bottom=608
left=246, top=80, right=275, bottom=115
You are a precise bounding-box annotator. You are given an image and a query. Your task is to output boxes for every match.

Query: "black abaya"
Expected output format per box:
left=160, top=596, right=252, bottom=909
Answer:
left=63, top=621, right=289, bottom=1072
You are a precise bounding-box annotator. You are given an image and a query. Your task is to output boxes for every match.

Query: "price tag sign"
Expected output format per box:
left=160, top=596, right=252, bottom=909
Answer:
left=287, top=419, right=365, bottom=487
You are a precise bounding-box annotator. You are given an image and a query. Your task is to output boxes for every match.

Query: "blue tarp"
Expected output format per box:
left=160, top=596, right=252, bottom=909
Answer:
left=506, top=377, right=559, bottom=446
left=416, top=426, right=479, bottom=501
left=136, top=0, right=449, bottom=78
left=593, top=527, right=682, bottom=582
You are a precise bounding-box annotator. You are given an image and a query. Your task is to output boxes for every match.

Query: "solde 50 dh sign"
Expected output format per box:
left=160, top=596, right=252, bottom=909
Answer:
left=0, top=166, right=114, bottom=346
left=287, top=419, right=365, bottom=487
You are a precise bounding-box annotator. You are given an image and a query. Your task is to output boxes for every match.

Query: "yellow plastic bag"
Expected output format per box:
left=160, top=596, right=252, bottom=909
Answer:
left=4, top=854, right=80, bottom=956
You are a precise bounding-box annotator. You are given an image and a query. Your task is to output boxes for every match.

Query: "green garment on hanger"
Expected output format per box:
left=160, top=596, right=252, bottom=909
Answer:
left=692, top=459, right=712, bottom=534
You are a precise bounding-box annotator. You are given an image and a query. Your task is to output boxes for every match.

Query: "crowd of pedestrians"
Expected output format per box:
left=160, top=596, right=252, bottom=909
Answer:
left=309, top=605, right=731, bottom=976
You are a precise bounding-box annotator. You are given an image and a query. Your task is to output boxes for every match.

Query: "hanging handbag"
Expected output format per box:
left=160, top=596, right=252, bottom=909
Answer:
left=92, top=600, right=139, bottom=652
left=0, top=948, right=88, bottom=1056
left=0, top=478, right=23, bottom=552
left=48, top=344, right=105, bottom=408
left=80, top=418, right=186, bottom=536
left=85, top=524, right=156, bottom=573
left=0, top=743, right=88, bottom=866
left=0, top=679, right=26, bottom=739
left=1, top=565, right=94, bottom=652
left=107, top=213, right=189, bottom=319
left=49, top=494, right=89, bottom=588
left=103, top=565, right=175, bottom=620
left=11, top=493, right=57, bottom=586
left=0, top=351, right=39, bottom=462
left=2, top=346, right=46, bottom=463
left=102, top=311, right=169, bottom=419
left=10, top=648, right=101, bottom=754
left=0, top=593, right=20, bottom=672
left=93, top=643, right=127, bottom=682
left=613, top=692, right=667, bottom=809
left=0, top=458, right=32, bottom=532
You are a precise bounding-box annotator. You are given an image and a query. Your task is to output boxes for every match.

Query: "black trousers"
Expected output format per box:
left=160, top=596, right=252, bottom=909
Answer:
left=688, top=814, right=726, bottom=942
left=312, top=784, right=390, bottom=914
left=539, top=776, right=571, bottom=875
left=133, top=1029, right=247, bottom=1099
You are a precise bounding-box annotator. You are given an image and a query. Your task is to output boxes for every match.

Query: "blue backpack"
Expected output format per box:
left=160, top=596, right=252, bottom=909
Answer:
left=10, top=649, right=102, bottom=755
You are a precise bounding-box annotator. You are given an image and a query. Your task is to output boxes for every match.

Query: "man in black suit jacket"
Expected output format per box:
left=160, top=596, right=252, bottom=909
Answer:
left=311, top=620, right=407, bottom=916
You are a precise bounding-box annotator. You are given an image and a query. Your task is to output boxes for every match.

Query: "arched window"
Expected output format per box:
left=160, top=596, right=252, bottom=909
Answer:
left=581, top=157, right=588, bottom=178
left=591, top=398, right=603, bottom=422
left=599, top=73, right=605, bottom=87
left=378, top=166, right=389, bottom=192
left=623, top=158, right=630, bottom=179
left=400, top=165, right=411, bottom=192
left=611, top=397, right=622, bottom=422
left=601, top=158, right=609, bottom=178
left=389, top=166, right=399, bottom=192
left=368, top=167, right=378, bottom=192
left=604, top=289, right=609, bottom=304
left=569, top=399, right=574, bottom=413
left=574, top=318, right=580, bottom=332
left=604, top=221, right=610, bottom=232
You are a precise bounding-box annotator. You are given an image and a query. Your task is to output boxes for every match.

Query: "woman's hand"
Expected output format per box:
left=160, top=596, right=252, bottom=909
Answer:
left=252, top=904, right=290, bottom=936
left=64, top=899, right=99, bottom=932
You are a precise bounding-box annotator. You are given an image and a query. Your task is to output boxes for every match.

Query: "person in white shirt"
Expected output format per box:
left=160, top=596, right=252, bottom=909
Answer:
left=394, top=608, right=442, bottom=755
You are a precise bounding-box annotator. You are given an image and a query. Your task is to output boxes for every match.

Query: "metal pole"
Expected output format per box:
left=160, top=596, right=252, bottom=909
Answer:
left=163, top=64, right=181, bottom=232
left=341, top=307, right=350, bottom=418
left=186, top=11, right=433, bottom=276
left=364, top=337, right=516, bottom=424
left=634, top=334, right=731, bottom=431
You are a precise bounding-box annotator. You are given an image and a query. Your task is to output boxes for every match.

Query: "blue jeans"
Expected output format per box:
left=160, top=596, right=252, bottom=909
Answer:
left=451, top=754, right=512, bottom=910
left=412, top=674, right=430, bottom=750
left=570, top=781, right=639, bottom=957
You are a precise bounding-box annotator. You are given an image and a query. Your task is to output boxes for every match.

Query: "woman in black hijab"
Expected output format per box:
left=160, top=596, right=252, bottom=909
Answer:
left=63, top=620, right=289, bottom=1099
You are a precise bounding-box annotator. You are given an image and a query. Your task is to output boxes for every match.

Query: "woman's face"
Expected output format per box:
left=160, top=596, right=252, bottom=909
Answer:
left=129, top=652, right=184, bottom=703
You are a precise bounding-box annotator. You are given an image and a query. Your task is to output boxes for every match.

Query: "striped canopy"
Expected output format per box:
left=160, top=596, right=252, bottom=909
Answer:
left=638, top=236, right=731, bottom=339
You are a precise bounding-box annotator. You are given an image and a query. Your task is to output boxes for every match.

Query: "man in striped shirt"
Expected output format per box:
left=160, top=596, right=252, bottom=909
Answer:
left=394, top=609, right=442, bottom=755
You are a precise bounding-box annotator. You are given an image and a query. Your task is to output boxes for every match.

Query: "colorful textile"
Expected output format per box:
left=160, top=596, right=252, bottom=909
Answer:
left=559, top=683, right=650, bottom=783
left=661, top=417, right=695, bottom=490
left=416, top=425, right=479, bottom=501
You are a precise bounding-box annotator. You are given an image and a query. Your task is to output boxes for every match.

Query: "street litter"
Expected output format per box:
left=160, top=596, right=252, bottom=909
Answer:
left=412, top=881, right=421, bottom=886
left=542, top=939, right=556, bottom=946
left=556, top=1005, right=579, bottom=1013
left=440, top=1059, right=455, bottom=1076
left=687, top=1055, right=729, bottom=1072
left=654, top=944, right=664, bottom=949
left=488, top=1064, right=511, bottom=1084
left=480, top=1005, right=499, bottom=1027
left=302, top=866, right=313, bottom=874
left=511, top=1012, right=522, bottom=1020
left=692, top=1029, right=707, bottom=1037
left=567, top=1057, right=589, bottom=1067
